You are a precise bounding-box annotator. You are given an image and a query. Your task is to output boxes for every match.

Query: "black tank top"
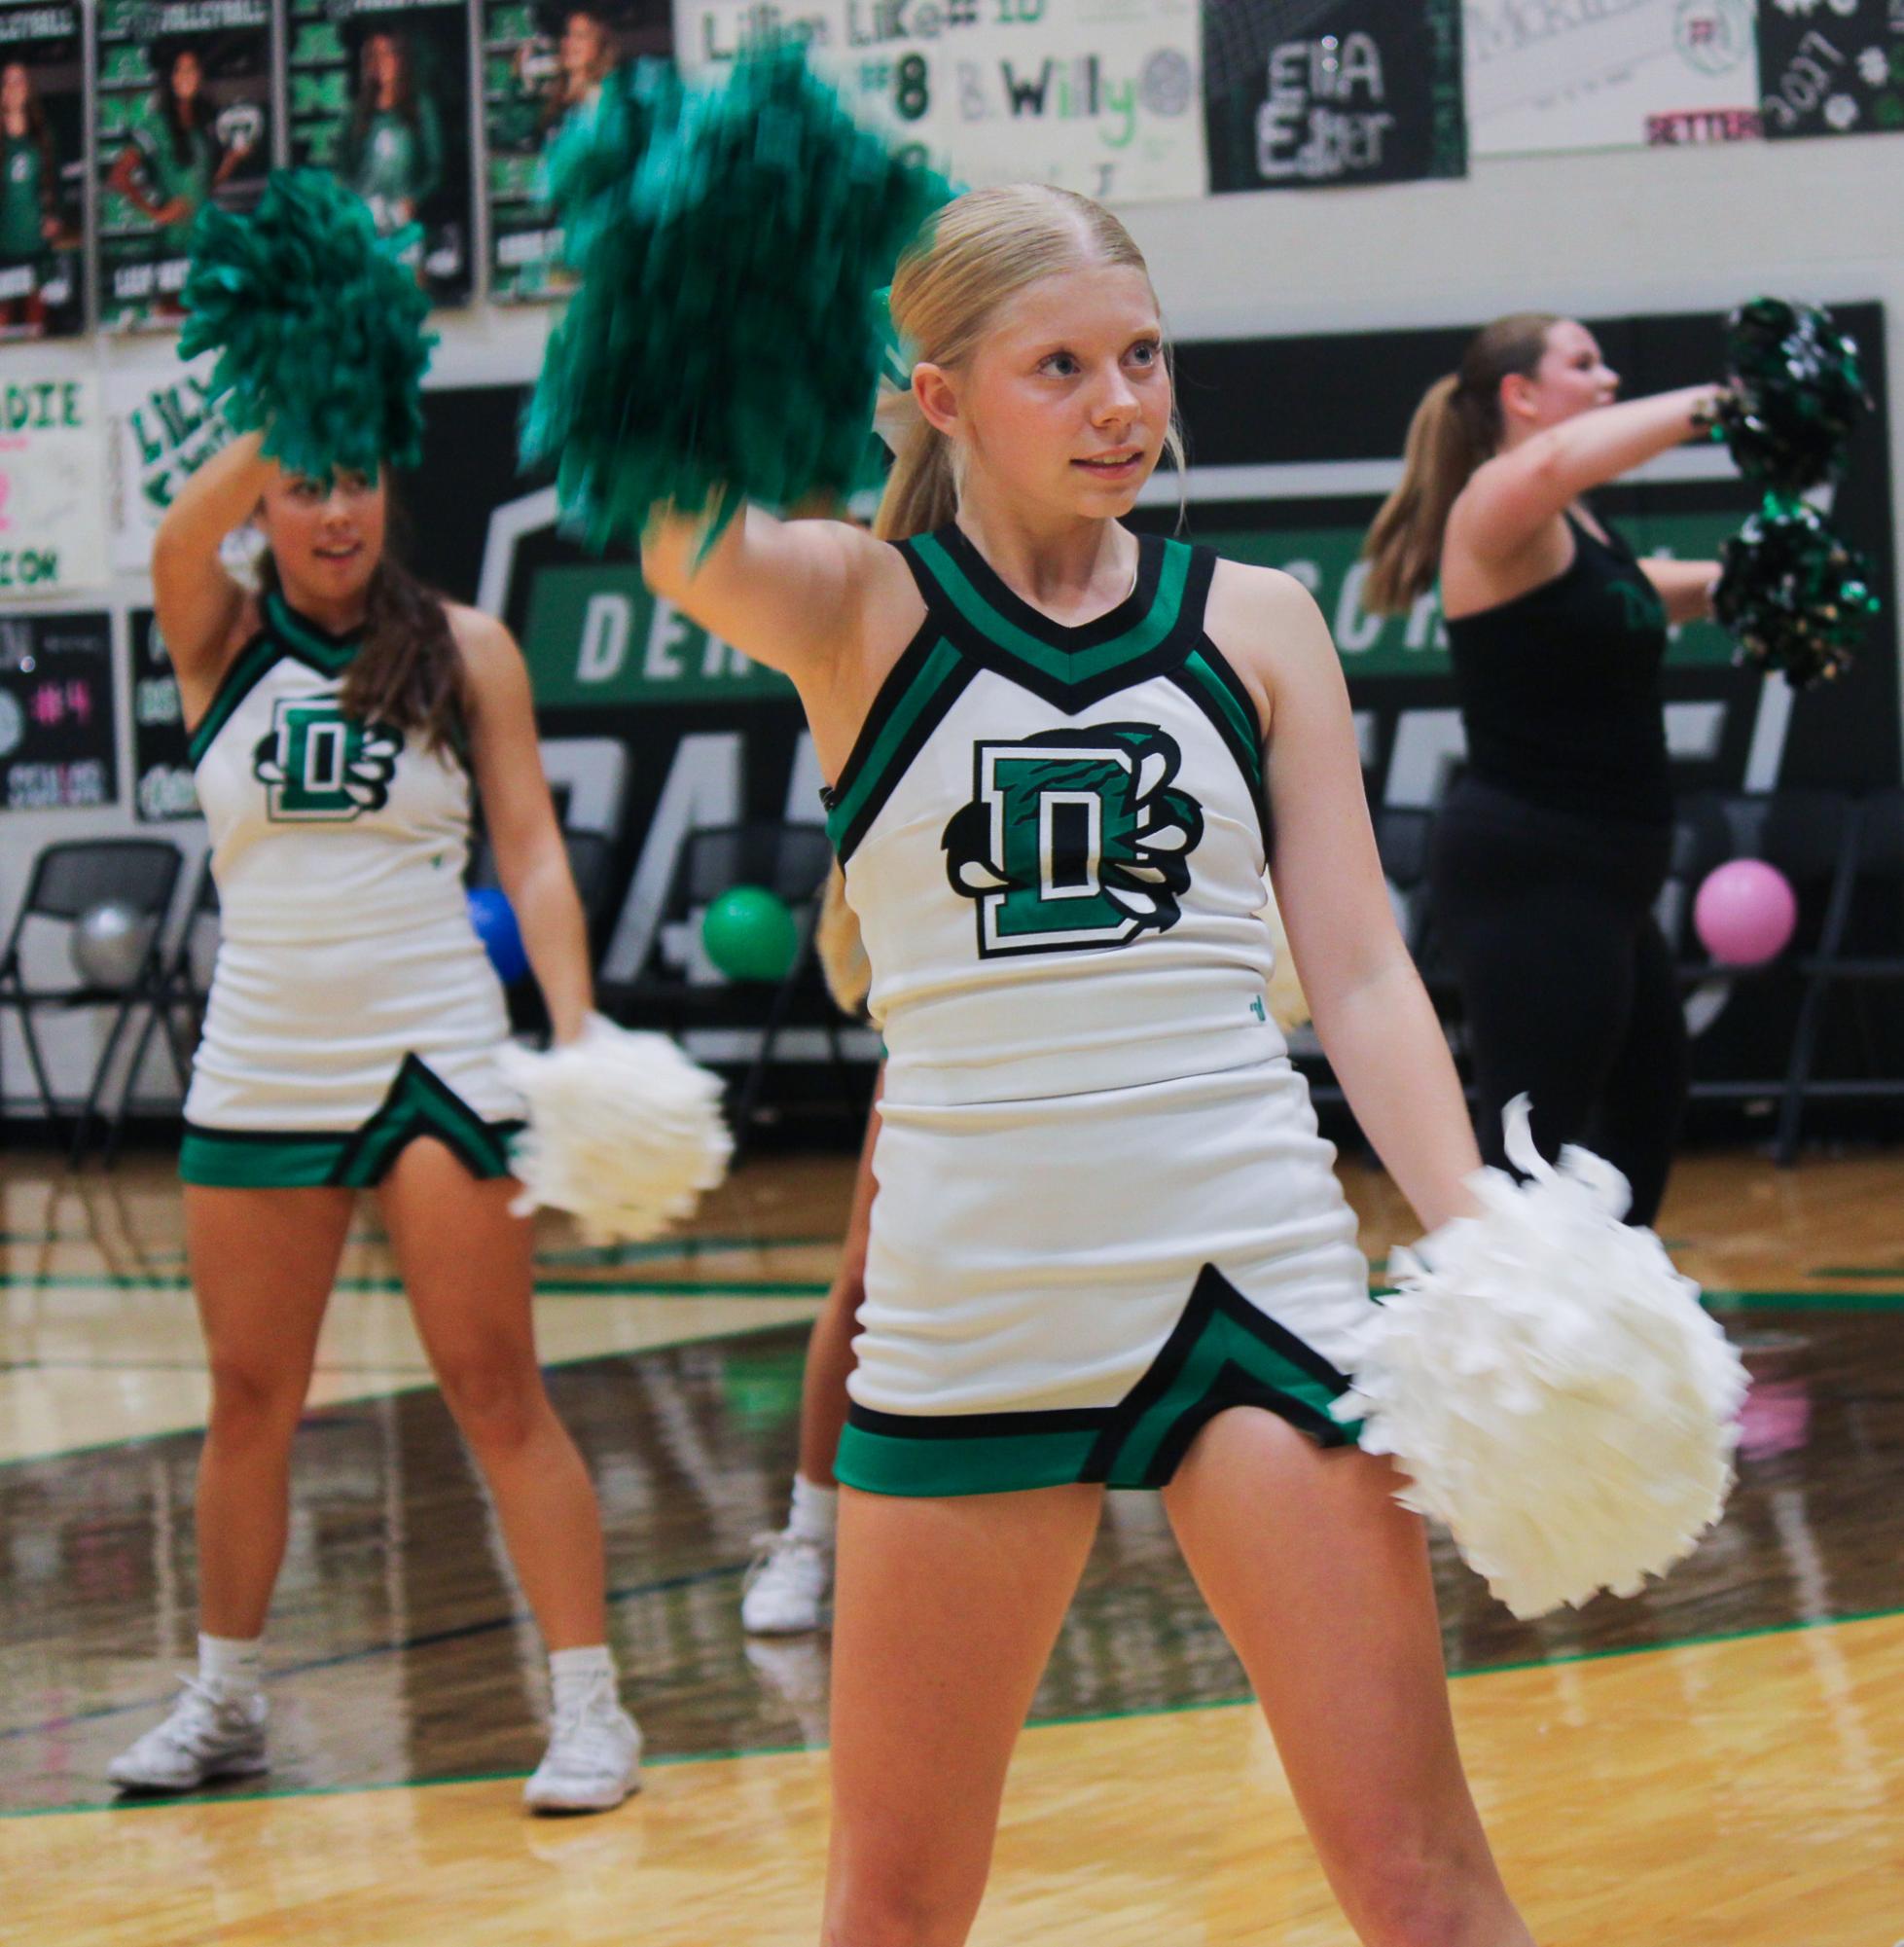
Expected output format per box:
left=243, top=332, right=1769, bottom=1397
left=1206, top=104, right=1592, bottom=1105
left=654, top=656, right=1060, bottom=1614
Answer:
left=1444, top=512, right=1671, bottom=826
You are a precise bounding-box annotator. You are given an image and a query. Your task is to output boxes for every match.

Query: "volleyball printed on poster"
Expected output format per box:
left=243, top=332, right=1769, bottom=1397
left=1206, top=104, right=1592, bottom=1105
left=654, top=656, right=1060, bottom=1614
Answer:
left=1757, top=0, right=1904, bottom=141
left=674, top=0, right=1207, bottom=205
left=485, top=2, right=673, bottom=303
left=0, top=0, right=85, bottom=341
left=285, top=0, right=477, bottom=307
left=95, top=0, right=275, bottom=335
left=1200, top=0, right=1466, bottom=193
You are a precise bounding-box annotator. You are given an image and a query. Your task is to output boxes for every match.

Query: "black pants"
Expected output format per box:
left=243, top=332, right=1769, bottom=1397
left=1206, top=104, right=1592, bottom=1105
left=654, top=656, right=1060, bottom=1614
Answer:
left=1429, top=778, right=1688, bottom=1227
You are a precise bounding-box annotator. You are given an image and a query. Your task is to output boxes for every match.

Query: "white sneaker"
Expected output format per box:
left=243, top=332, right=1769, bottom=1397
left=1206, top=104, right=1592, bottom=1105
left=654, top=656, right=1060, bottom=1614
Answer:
left=107, top=1677, right=269, bottom=1792
left=740, top=1528, right=834, bottom=1635
left=523, top=1676, right=642, bottom=1814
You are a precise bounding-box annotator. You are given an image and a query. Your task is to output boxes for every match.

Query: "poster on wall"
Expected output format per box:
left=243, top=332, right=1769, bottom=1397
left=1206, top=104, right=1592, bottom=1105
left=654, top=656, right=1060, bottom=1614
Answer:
left=0, top=611, right=117, bottom=811
left=1465, top=0, right=1759, bottom=155
left=675, top=0, right=1207, bottom=205
left=129, top=607, right=200, bottom=822
left=485, top=2, right=673, bottom=303
left=110, top=353, right=234, bottom=574
left=95, top=0, right=274, bottom=334
left=1758, top=3, right=1904, bottom=141
left=0, top=0, right=86, bottom=342
left=1201, top=0, right=1465, bottom=193
left=286, top=0, right=477, bottom=307
left=0, top=374, right=109, bottom=597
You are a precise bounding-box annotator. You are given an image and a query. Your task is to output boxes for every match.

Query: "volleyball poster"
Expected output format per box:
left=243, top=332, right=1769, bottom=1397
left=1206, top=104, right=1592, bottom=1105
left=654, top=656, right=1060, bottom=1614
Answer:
left=0, top=0, right=85, bottom=341
left=485, top=2, right=673, bottom=303
left=285, top=0, right=477, bottom=307
left=95, top=0, right=274, bottom=335
left=674, top=0, right=1207, bottom=206
left=1201, top=0, right=1465, bottom=195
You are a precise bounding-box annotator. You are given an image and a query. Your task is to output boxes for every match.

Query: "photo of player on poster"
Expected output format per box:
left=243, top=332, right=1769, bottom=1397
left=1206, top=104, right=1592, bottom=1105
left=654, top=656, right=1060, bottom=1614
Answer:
left=0, top=2, right=84, bottom=341
left=288, top=0, right=476, bottom=308
left=485, top=2, right=671, bottom=303
left=96, top=0, right=271, bottom=332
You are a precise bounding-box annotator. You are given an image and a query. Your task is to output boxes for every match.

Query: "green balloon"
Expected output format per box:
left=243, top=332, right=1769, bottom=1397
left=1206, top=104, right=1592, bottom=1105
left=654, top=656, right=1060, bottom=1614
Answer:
left=701, top=884, right=800, bottom=983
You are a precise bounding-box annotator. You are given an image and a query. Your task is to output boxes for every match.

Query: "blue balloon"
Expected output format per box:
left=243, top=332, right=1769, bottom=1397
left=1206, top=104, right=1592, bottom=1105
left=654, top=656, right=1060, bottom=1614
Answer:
left=467, top=886, right=530, bottom=986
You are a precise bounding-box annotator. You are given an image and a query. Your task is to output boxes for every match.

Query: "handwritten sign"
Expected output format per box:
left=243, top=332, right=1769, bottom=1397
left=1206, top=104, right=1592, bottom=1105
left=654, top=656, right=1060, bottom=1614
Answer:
left=0, top=610, right=116, bottom=811
left=675, top=0, right=1207, bottom=205
left=0, top=373, right=108, bottom=596
left=1202, top=0, right=1465, bottom=194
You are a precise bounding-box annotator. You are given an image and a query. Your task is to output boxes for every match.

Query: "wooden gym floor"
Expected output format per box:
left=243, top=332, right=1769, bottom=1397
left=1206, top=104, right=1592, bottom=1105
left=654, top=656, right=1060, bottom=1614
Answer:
left=1, top=1142, right=1901, bottom=1943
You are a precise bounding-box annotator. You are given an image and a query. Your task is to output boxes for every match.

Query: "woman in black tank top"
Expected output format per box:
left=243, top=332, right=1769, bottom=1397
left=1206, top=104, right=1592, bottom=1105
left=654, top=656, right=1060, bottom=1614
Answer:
left=1362, top=314, right=1727, bottom=1224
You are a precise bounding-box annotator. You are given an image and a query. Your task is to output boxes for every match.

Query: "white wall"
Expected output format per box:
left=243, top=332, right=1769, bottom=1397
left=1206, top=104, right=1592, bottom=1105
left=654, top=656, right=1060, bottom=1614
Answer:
left=5, top=131, right=1902, bottom=1113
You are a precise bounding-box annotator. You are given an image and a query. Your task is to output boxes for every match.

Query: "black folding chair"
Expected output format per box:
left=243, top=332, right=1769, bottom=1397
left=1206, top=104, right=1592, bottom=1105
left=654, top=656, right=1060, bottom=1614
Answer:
left=468, top=827, right=619, bottom=932
left=107, top=848, right=222, bottom=1166
left=1774, top=785, right=1904, bottom=1162
left=597, top=819, right=857, bottom=1146
left=0, top=839, right=184, bottom=1165
left=1669, top=790, right=1862, bottom=1158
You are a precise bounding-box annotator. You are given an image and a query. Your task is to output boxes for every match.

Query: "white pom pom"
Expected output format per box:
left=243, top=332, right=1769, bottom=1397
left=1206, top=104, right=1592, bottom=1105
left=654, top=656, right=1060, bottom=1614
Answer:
left=1333, top=1098, right=1748, bottom=1619
left=498, top=1014, right=733, bottom=1244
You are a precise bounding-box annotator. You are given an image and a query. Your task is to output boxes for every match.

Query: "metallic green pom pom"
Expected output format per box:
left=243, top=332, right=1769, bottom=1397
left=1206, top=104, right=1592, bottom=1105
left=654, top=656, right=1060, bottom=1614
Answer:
left=1717, top=298, right=1870, bottom=495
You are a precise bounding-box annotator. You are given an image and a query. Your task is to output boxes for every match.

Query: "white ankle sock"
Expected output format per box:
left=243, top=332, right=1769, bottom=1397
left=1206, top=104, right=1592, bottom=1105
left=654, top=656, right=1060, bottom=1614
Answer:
left=788, top=1473, right=838, bottom=1545
left=198, top=1633, right=263, bottom=1701
left=549, top=1644, right=615, bottom=1714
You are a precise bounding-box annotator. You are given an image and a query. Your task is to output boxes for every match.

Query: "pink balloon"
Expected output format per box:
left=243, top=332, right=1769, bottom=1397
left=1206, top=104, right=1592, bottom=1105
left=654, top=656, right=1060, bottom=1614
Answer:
left=1694, top=858, right=1798, bottom=967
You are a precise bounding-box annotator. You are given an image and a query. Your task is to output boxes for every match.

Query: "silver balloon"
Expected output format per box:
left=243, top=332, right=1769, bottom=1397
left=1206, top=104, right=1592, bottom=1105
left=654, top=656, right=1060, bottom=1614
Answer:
left=70, top=901, right=154, bottom=990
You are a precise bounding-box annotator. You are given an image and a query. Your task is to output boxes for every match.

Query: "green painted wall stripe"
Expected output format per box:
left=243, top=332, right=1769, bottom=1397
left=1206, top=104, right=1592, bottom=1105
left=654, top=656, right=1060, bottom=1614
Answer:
left=913, top=532, right=1191, bottom=682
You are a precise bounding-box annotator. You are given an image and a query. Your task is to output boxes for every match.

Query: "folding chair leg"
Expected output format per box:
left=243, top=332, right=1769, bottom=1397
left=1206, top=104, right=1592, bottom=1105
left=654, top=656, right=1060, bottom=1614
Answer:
left=105, top=1001, right=168, bottom=1168
left=16, top=1006, right=65, bottom=1141
left=1774, top=976, right=1833, bottom=1168
left=70, top=995, right=141, bottom=1171
left=733, top=963, right=808, bottom=1148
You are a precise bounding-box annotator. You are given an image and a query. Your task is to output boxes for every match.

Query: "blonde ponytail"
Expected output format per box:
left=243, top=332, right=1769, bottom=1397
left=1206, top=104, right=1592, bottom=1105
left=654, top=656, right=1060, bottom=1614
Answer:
left=1360, top=311, right=1563, bottom=616
left=873, top=418, right=958, bottom=543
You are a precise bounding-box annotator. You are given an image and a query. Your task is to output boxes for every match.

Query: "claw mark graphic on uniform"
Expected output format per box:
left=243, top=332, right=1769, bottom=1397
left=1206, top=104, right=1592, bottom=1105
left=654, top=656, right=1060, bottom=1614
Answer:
left=253, top=698, right=404, bottom=821
left=943, top=725, right=1204, bottom=956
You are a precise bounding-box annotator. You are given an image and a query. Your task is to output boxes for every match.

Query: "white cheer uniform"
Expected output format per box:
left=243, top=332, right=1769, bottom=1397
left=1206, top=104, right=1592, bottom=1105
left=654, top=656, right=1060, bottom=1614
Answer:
left=179, top=589, right=521, bottom=1187
left=826, top=525, right=1374, bottom=1496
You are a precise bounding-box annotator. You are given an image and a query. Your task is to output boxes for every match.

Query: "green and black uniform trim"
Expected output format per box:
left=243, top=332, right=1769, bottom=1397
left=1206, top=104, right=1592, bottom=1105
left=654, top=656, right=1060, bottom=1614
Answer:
left=835, top=1264, right=1361, bottom=1496
left=187, top=593, right=471, bottom=774
left=181, top=1055, right=522, bottom=1188
left=822, top=526, right=1262, bottom=864
left=187, top=592, right=365, bottom=769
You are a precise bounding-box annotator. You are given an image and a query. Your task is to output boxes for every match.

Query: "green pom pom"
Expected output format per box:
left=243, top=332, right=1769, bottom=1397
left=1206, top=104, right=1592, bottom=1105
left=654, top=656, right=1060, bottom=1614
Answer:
left=1712, top=494, right=1881, bottom=688
left=180, top=170, right=437, bottom=482
left=1717, top=297, right=1871, bottom=495
left=521, top=46, right=951, bottom=550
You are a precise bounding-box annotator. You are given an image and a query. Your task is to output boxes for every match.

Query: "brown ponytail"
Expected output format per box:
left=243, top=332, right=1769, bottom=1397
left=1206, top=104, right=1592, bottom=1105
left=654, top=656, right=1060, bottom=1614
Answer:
left=259, top=527, right=465, bottom=753
left=1361, top=311, right=1562, bottom=615
left=340, top=556, right=466, bottom=753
